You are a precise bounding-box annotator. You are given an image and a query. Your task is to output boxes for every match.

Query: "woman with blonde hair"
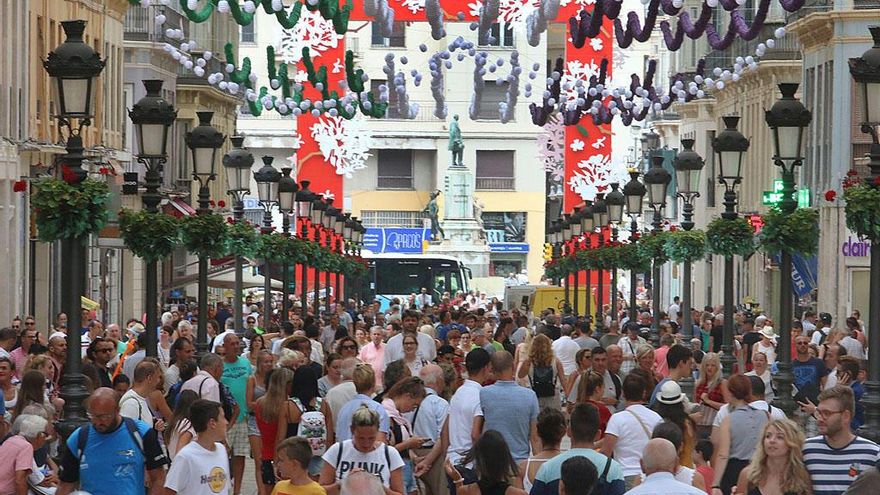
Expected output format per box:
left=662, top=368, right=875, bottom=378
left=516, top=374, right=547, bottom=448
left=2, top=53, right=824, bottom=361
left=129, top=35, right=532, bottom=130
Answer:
left=734, top=418, right=811, bottom=495
left=517, top=333, right=566, bottom=410
left=513, top=327, right=533, bottom=387
left=695, top=352, right=726, bottom=437
left=254, top=367, right=295, bottom=494
left=636, top=344, right=661, bottom=390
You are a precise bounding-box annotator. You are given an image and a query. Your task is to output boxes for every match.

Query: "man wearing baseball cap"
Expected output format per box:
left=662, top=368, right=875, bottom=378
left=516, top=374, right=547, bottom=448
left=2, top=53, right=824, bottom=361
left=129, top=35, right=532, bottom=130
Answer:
left=810, top=312, right=833, bottom=346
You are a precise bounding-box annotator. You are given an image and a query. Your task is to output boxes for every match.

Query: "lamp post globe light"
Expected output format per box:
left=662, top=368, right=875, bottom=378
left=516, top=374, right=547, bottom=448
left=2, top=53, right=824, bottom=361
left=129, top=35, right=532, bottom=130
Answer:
left=644, top=155, right=671, bottom=345
left=129, top=80, right=177, bottom=358
left=606, top=182, right=626, bottom=323
left=295, top=181, right=316, bottom=310
left=254, top=156, right=281, bottom=320
left=223, top=137, right=254, bottom=332
left=278, top=168, right=299, bottom=323
left=712, top=115, right=750, bottom=377
left=44, top=19, right=105, bottom=437
left=672, top=139, right=705, bottom=338
left=186, top=112, right=225, bottom=353
left=623, top=170, right=646, bottom=322
left=592, top=194, right=608, bottom=329
left=849, top=27, right=880, bottom=442
left=764, top=83, right=811, bottom=418
left=332, top=210, right=346, bottom=310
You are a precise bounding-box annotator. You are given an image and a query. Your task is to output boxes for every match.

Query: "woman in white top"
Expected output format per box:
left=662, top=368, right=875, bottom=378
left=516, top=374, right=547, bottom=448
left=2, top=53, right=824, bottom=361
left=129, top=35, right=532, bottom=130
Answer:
left=320, top=404, right=405, bottom=495
left=752, top=327, right=777, bottom=366
left=745, top=352, right=775, bottom=403
left=401, top=333, right=428, bottom=377
left=164, top=389, right=199, bottom=459
left=516, top=407, right=566, bottom=492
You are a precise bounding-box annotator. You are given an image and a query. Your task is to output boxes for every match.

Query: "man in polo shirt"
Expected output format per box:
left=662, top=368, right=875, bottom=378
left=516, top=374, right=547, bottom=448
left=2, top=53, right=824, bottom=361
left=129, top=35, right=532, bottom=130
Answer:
left=530, top=403, right=626, bottom=495
left=410, top=364, right=450, bottom=495
left=480, top=351, right=539, bottom=462
left=803, top=386, right=880, bottom=495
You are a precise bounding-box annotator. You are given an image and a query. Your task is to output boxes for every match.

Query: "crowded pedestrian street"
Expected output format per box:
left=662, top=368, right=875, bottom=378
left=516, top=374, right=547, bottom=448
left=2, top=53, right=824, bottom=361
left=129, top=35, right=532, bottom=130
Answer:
left=2, top=1, right=880, bottom=495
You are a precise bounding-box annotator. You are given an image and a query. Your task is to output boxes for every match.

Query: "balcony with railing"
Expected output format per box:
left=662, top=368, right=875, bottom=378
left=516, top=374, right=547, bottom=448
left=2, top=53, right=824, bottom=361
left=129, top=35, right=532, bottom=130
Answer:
left=475, top=177, right=515, bottom=190
left=125, top=5, right=188, bottom=47
left=784, top=0, right=832, bottom=24
left=377, top=175, right=414, bottom=190
left=704, top=22, right=800, bottom=70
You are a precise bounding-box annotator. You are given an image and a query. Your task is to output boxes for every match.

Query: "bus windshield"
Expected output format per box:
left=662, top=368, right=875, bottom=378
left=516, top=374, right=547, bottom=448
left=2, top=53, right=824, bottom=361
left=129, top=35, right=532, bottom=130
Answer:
left=372, top=258, right=465, bottom=299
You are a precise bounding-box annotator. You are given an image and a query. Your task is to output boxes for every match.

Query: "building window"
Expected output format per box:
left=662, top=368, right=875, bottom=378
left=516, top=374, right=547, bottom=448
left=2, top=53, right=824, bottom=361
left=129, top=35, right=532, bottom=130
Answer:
left=175, top=121, right=192, bottom=185
left=480, top=22, right=514, bottom=47
left=361, top=210, right=424, bottom=228
left=377, top=149, right=413, bottom=189
left=241, top=21, right=255, bottom=43
left=476, top=82, right=509, bottom=120
left=476, top=150, right=515, bottom=190
left=372, top=21, right=405, bottom=47
left=482, top=212, right=526, bottom=242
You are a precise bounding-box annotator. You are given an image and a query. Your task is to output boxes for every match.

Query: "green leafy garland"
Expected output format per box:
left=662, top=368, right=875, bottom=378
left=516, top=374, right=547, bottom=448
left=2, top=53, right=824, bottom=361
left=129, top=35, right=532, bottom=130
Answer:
left=255, top=232, right=294, bottom=264
left=705, top=217, right=755, bottom=257
left=841, top=172, right=880, bottom=242
left=616, top=243, right=652, bottom=272
left=663, top=230, right=707, bottom=262
left=637, top=232, right=670, bottom=264
left=758, top=208, right=819, bottom=256
left=180, top=214, right=229, bottom=258
left=118, top=209, right=179, bottom=263
left=577, top=245, right=620, bottom=270
left=31, top=177, right=111, bottom=242
left=225, top=220, right=260, bottom=258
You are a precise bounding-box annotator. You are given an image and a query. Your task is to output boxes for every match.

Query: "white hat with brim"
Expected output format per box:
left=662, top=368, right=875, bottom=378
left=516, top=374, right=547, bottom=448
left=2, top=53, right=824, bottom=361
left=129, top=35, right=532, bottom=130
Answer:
left=656, top=380, right=687, bottom=405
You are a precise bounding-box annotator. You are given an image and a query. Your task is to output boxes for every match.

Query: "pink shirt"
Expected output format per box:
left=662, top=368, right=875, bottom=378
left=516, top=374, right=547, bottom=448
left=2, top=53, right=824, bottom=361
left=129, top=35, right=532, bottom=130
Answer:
left=0, top=435, right=33, bottom=494
left=9, top=347, right=28, bottom=380
left=654, top=345, right=670, bottom=378
left=358, top=342, right=385, bottom=389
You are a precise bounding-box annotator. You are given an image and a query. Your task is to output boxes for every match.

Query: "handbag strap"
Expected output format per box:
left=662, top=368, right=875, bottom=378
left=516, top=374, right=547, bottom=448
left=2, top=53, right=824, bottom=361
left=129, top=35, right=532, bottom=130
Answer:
left=627, top=409, right=652, bottom=438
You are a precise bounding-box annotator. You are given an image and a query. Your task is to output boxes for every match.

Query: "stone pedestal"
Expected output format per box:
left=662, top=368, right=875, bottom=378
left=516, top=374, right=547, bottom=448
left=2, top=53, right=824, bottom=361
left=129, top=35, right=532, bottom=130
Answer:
left=428, top=165, right=490, bottom=277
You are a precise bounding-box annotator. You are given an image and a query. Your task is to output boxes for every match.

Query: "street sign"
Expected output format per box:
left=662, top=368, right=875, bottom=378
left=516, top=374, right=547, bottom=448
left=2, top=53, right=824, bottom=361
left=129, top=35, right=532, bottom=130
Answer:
left=762, top=179, right=810, bottom=208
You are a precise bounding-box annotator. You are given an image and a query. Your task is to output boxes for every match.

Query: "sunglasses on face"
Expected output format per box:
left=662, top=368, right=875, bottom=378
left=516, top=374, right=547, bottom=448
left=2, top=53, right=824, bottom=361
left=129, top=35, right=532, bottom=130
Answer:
left=341, top=344, right=357, bottom=350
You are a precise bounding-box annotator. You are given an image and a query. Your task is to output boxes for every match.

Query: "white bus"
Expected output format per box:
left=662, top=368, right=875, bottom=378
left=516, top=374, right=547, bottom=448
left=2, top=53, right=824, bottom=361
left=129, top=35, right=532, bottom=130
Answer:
left=364, top=253, right=471, bottom=311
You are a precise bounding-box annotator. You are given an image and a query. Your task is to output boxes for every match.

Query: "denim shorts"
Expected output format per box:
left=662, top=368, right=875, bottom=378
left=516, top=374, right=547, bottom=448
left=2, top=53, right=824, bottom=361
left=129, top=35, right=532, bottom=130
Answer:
left=403, top=459, right=417, bottom=494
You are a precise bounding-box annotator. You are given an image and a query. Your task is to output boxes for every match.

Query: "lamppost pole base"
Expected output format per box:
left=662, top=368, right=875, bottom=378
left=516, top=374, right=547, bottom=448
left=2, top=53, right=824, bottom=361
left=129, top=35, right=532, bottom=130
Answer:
left=58, top=235, right=89, bottom=439
left=721, top=255, right=737, bottom=377
left=145, top=259, right=158, bottom=357
left=196, top=256, right=209, bottom=356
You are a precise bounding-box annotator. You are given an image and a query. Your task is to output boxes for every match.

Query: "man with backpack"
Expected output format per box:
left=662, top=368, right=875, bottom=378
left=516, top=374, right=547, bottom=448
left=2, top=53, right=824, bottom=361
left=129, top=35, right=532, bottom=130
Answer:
left=479, top=351, right=539, bottom=462
left=58, top=387, right=169, bottom=495
left=530, top=403, right=626, bottom=495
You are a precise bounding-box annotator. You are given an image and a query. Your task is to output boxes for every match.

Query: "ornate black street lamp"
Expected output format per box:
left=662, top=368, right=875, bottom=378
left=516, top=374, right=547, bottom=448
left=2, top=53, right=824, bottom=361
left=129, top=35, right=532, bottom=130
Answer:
left=129, top=80, right=176, bottom=357
left=331, top=210, right=346, bottom=311
left=606, top=183, right=626, bottom=323
left=765, top=83, right=811, bottom=418
left=45, top=19, right=105, bottom=436
left=295, top=182, right=316, bottom=311
left=623, top=171, right=646, bottom=322
left=592, top=194, right=608, bottom=330
left=580, top=201, right=594, bottom=320
left=186, top=112, right=225, bottom=353
left=569, top=208, right=583, bottom=316
left=311, top=198, right=328, bottom=314
left=644, top=155, right=671, bottom=345
left=254, top=157, right=281, bottom=321
left=223, top=137, right=254, bottom=332
left=322, top=200, right=340, bottom=313
left=712, top=116, right=750, bottom=376
left=278, top=168, right=299, bottom=322
left=673, top=139, right=705, bottom=338
left=849, top=26, right=880, bottom=441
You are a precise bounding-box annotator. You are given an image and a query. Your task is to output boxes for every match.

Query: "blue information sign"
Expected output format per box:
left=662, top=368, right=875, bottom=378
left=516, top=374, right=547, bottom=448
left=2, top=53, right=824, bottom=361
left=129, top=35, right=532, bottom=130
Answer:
left=489, top=243, right=530, bottom=253
left=364, top=228, right=429, bottom=253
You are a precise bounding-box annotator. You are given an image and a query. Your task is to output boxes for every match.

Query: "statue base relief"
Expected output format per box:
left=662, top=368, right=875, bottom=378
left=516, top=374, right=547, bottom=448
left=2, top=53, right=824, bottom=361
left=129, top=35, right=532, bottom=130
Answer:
left=425, top=219, right=490, bottom=278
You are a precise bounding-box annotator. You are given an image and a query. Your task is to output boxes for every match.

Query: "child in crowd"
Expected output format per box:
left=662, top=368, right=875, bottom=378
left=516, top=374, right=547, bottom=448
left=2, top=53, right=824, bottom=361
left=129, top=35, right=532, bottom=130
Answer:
left=273, top=437, right=326, bottom=495
left=112, top=374, right=130, bottom=395
left=694, top=439, right=715, bottom=494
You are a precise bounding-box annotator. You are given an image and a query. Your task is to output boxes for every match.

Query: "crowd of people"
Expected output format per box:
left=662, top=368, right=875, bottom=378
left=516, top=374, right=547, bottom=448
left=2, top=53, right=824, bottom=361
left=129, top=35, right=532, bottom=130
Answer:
left=0, top=296, right=877, bottom=495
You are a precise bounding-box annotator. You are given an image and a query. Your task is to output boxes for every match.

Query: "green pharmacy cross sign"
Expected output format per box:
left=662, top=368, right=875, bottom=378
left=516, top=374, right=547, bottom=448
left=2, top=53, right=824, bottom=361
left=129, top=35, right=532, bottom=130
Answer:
left=762, top=180, right=811, bottom=208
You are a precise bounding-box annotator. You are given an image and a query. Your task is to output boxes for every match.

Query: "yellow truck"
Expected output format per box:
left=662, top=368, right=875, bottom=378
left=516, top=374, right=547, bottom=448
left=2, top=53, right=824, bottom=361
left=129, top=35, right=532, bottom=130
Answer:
left=503, top=285, right=592, bottom=315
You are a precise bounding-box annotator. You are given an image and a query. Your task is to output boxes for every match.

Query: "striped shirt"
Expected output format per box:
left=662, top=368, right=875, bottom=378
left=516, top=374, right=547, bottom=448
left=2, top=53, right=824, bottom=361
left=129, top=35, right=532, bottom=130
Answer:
left=803, top=435, right=880, bottom=495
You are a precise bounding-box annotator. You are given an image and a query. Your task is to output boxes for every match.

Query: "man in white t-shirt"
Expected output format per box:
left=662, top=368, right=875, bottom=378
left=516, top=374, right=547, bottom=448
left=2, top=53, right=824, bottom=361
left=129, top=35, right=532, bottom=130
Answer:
left=383, top=311, right=436, bottom=367
left=667, top=297, right=681, bottom=325
left=120, top=360, right=163, bottom=429
left=552, top=325, right=582, bottom=377
left=446, top=348, right=492, bottom=467
left=602, top=373, right=663, bottom=489
left=165, top=399, right=230, bottom=495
